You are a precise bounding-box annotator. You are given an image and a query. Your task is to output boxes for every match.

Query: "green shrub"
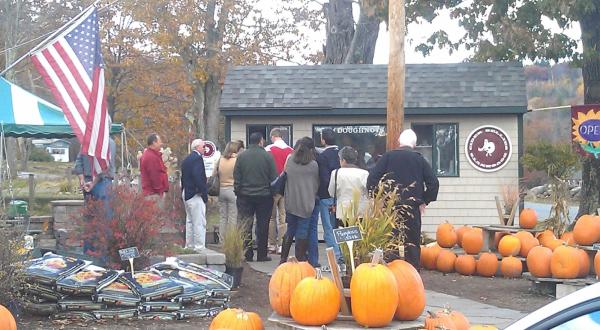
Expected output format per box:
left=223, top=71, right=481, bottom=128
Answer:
left=28, top=147, right=54, bottom=162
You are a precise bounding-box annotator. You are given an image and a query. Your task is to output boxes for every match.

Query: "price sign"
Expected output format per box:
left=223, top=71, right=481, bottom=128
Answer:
left=333, top=226, right=362, bottom=245
left=119, top=247, right=140, bottom=276
left=119, top=247, right=140, bottom=261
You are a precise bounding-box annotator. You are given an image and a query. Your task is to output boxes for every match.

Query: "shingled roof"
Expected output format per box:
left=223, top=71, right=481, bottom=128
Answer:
left=220, top=63, right=527, bottom=115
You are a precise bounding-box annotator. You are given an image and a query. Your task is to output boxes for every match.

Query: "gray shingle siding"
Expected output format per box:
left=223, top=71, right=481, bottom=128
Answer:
left=220, top=63, right=527, bottom=113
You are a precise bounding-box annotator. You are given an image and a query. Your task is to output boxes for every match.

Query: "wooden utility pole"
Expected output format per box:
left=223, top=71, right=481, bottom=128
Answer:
left=386, top=0, right=406, bottom=151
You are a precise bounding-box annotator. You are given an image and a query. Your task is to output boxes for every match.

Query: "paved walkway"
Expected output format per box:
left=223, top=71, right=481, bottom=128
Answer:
left=249, top=243, right=526, bottom=329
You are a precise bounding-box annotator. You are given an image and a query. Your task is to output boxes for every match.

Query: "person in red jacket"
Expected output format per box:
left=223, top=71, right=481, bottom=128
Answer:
left=265, top=128, right=293, bottom=253
left=140, top=133, right=169, bottom=197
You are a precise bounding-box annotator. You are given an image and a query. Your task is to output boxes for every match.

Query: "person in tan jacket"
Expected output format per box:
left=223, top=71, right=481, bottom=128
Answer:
left=213, top=140, right=244, bottom=242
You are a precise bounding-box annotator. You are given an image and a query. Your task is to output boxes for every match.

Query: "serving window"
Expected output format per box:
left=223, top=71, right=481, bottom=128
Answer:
left=412, top=123, right=459, bottom=177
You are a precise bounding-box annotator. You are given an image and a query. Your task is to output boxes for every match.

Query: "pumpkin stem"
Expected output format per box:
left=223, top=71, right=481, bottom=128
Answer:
left=287, top=256, right=298, bottom=263
left=370, top=248, right=383, bottom=265
left=427, top=310, right=437, bottom=317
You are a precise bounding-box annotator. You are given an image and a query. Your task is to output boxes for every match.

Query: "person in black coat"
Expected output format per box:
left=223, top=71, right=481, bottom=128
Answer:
left=181, top=139, right=209, bottom=251
left=367, top=129, right=439, bottom=270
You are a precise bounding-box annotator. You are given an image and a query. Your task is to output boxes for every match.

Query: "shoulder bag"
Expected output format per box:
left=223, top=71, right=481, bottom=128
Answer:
left=207, top=158, right=220, bottom=196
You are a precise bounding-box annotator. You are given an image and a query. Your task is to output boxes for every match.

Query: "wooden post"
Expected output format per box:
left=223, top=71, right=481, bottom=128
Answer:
left=386, top=0, right=406, bottom=151
left=28, top=173, right=35, bottom=209
left=326, top=247, right=350, bottom=316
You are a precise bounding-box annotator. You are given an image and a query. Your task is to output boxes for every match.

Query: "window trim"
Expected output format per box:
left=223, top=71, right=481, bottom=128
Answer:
left=246, top=124, right=294, bottom=146
left=411, top=122, right=460, bottom=178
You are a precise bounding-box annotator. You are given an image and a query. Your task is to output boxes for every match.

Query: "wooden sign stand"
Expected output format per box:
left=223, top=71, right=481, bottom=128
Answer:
left=495, top=196, right=520, bottom=226
left=326, top=247, right=351, bottom=317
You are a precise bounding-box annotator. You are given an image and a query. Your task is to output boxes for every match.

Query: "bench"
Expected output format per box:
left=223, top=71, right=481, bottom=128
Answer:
left=473, top=225, right=543, bottom=252
left=523, top=272, right=598, bottom=299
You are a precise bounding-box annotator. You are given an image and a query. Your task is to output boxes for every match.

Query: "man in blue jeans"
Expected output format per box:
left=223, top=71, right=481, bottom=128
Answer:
left=309, top=128, right=344, bottom=268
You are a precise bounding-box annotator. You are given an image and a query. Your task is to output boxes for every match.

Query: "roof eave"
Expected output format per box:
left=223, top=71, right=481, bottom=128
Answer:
left=220, top=106, right=528, bottom=116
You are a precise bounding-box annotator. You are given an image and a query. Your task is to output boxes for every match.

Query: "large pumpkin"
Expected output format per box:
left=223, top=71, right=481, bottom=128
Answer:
left=526, top=246, right=553, bottom=278
left=573, top=215, right=600, bottom=246
left=351, top=262, right=399, bottom=327
left=436, top=249, right=457, bottom=273
left=0, top=305, right=16, bottom=330
left=543, top=238, right=566, bottom=251
left=595, top=251, right=600, bottom=279
left=209, top=308, right=264, bottom=330
left=455, top=255, right=477, bottom=276
left=476, top=253, right=498, bottom=277
left=462, top=229, right=483, bottom=255
left=424, top=311, right=457, bottom=330
left=519, top=208, right=538, bottom=229
left=494, top=232, right=509, bottom=249
left=519, top=236, right=539, bottom=257
left=456, top=226, right=471, bottom=247
left=575, top=248, right=590, bottom=278
left=514, top=230, right=534, bottom=242
left=551, top=245, right=580, bottom=279
left=498, top=235, right=521, bottom=257
left=421, top=244, right=442, bottom=270
left=269, top=256, right=316, bottom=316
left=437, top=222, right=458, bottom=248
left=500, top=256, right=522, bottom=278
left=388, top=260, right=426, bottom=321
left=290, top=269, right=340, bottom=326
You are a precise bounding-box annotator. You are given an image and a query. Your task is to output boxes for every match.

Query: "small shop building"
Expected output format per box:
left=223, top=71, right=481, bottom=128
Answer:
left=220, top=63, right=527, bottom=233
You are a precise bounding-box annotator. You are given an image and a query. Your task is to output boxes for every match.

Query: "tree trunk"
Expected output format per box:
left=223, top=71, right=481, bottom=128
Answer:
left=344, top=5, right=381, bottom=64
left=204, top=74, right=221, bottom=143
left=576, top=7, right=600, bottom=219
left=192, top=81, right=206, bottom=140
left=323, top=0, right=354, bottom=64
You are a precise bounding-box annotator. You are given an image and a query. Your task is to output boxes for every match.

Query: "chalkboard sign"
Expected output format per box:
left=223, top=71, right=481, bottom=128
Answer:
left=119, top=247, right=140, bottom=261
left=333, top=226, right=362, bottom=245
left=593, top=243, right=600, bottom=251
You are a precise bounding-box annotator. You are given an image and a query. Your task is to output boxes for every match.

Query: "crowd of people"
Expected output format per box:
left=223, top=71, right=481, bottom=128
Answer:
left=79, top=127, right=439, bottom=271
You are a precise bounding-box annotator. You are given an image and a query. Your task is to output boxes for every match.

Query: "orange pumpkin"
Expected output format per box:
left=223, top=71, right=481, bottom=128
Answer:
left=595, top=251, right=600, bottom=279
left=543, top=238, right=566, bottom=251
left=500, top=256, right=522, bottom=278
left=494, top=232, right=509, bottom=249
left=519, top=237, right=540, bottom=257
left=498, top=235, right=521, bottom=257
left=437, top=222, right=458, bottom=248
left=269, top=256, right=316, bottom=316
left=551, top=245, right=580, bottom=279
left=514, top=230, right=534, bottom=242
left=456, top=226, right=471, bottom=247
left=436, top=309, right=470, bottom=330
left=476, top=253, right=499, bottom=277
left=573, top=215, right=600, bottom=246
left=421, top=245, right=442, bottom=270
left=0, top=305, right=16, bottom=330
left=455, top=255, right=477, bottom=276
left=561, top=232, right=575, bottom=245
left=519, top=208, right=538, bottom=229
left=290, top=269, right=340, bottom=325
left=536, top=230, right=556, bottom=247
left=436, top=249, right=457, bottom=273
left=424, top=311, right=457, bottom=330
left=209, top=308, right=264, bottom=330
left=526, top=246, right=553, bottom=278
left=462, top=229, right=484, bottom=255
left=351, top=262, right=399, bottom=327
left=575, top=248, right=590, bottom=278
left=388, top=260, right=426, bottom=321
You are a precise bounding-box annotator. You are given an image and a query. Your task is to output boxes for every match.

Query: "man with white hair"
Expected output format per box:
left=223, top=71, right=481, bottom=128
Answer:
left=367, top=128, right=439, bottom=270
left=181, top=139, right=209, bottom=251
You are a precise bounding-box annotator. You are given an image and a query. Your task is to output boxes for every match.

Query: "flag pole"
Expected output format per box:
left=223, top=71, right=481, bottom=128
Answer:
left=0, top=1, right=100, bottom=77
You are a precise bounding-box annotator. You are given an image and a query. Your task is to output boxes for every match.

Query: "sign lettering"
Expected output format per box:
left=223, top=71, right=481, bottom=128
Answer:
left=572, top=105, right=600, bottom=159
left=119, top=247, right=140, bottom=261
left=333, top=226, right=362, bottom=245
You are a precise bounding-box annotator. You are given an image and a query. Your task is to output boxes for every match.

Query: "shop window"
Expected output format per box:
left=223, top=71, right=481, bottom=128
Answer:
left=312, top=124, right=386, bottom=169
left=412, top=123, right=459, bottom=177
left=246, top=124, right=292, bottom=146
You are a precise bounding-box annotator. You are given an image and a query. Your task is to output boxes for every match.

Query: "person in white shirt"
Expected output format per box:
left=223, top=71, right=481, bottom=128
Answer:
left=328, top=146, right=369, bottom=221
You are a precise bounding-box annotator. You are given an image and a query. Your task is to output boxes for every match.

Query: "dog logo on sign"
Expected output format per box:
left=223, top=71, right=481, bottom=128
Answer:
left=465, top=126, right=512, bottom=173
left=478, top=139, right=496, bottom=157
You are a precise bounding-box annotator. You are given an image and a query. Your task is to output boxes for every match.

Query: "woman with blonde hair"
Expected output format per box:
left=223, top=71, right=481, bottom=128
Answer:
left=214, top=140, right=244, bottom=241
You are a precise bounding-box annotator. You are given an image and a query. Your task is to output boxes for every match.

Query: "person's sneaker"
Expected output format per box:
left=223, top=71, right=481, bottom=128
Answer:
left=320, top=265, right=331, bottom=272
left=338, top=263, right=347, bottom=273
left=256, top=256, right=272, bottom=262
left=276, top=246, right=282, bottom=254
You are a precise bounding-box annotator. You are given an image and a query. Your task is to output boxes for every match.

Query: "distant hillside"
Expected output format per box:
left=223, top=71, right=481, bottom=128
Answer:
left=524, top=63, right=583, bottom=146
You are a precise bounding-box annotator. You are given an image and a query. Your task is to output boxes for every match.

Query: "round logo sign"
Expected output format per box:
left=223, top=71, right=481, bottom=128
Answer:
left=465, top=126, right=512, bottom=172
left=202, top=141, right=217, bottom=158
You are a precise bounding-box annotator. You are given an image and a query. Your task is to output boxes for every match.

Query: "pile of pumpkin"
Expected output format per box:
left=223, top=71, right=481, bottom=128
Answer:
left=422, top=209, right=600, bottom=279
left=267, top=256, right=426, bottom=327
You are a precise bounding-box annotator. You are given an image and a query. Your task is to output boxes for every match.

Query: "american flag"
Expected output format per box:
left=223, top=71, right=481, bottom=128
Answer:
left=31, top=7, right=110, bottom=172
